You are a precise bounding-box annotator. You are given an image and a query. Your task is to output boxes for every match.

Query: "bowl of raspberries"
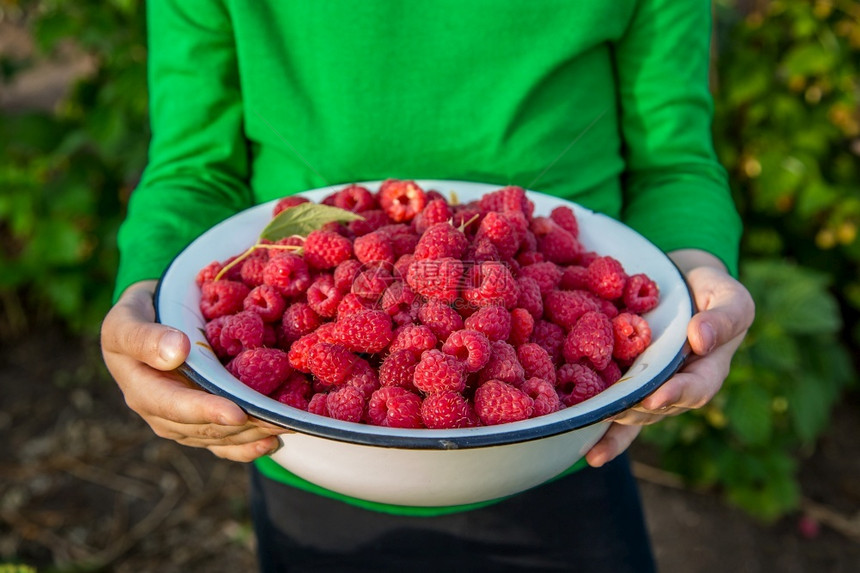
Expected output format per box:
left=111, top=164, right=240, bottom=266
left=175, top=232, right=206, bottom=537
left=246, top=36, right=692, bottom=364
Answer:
left=155, top=179, right=692, bottom=507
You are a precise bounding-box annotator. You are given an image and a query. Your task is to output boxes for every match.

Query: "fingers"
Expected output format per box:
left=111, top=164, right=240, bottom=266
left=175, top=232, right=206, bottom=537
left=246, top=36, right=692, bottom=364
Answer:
left=685, top=266, right=755, bottom=357
left=585, top=423, right=641, bottom=468
left=208, top=436, right=282, bottom=463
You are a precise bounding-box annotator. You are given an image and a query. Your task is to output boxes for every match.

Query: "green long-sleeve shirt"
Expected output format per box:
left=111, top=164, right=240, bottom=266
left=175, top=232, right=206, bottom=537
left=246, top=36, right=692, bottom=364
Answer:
left=117, top=0, right=742, bottom=514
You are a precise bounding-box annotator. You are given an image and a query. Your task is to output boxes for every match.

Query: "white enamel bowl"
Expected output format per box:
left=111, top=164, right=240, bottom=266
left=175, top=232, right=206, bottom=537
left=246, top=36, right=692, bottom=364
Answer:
left=155, top=180, right=692, bottom=507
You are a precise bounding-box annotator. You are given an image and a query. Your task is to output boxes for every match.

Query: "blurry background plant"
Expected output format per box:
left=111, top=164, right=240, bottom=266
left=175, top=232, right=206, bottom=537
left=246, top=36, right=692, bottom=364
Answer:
left=0, top=0, right=856, bottom=521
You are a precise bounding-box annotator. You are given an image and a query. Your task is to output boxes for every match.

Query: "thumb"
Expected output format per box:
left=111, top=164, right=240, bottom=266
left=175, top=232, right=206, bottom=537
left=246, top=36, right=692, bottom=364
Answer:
left=686, top=269, right=755, bottom=356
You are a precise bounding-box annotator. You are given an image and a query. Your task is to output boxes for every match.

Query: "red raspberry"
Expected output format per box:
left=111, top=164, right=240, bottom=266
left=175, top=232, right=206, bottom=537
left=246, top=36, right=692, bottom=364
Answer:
left=413, top=198, right=452, bottom=235
left=406, top=257, right=464, bottom=303
left=379, top=349, right=420, bottom=390
left=306, top=343, right=363, bottom=385
left=344, top=361, right=380, bottom=400
left=417, top=300, right=464, bottom=341
left=560, top=265, right=590, bottom=291
left=563, top=311, right=614, bottom=371
left=474, top=212, right=519, bottom=260
left=420, top=391, right=479, bottom=429
left=378, top=224, right=420, bottom=257
left=466, top=238, right=501, bottom=263
left=307, top=393, right=328, bottom=416
left=354, top=231, right=395, bottom=265
left=478, top=186, right=534, bottom=220
left=612, top=312, right=652, bottom=362
left=351, top=265, right=395, bottom=303
left=516, top=343, right=556, bottom=385
left=377, top=179, right=427, bottom=223
left=544, top=290, right=601, bottom=330
left=622, top=273, right=660, bottom=314
left=451, top=205, right=484, bottom=236
left=441, top=329, right=492, bottom=372
left=287, top=332, right=319, bottom=372
left=239, top=255, right=268, bottom=287
left=204, top=316, right=230, bottom=359
left=537, top=227, right=582, bottom=265
left=244, top=284, right=287, bottom=323
left=515, top=276, right=543, bottom=320
left=200, top=280, right=250, bottom=320
left=586, top=256, right=628, bottom=300
left=333, top=258, right=364, bottom=292
left=388, top=324, right=437, bottom=356
left=326, top=385, right=366, bottom=423
left=306, top=274, right=343, bottom=318
left=336, top=293, right=370, bottom=319
left=348, top=209, right=392, bottom=237
left=549, top=205, right=579, bottom=238
left=196, top=261, right=223, bottom=286
left=463, top=305, right=511, bottom=342
left=414, top=222, right=469, bottom=261
left=556, top=363, right=606, bottom=406
left=598, top=360, right=623, bottom=386
left=367, top=387, right=424, bottom=428
left=463, top=261, right=519, bottom=309
left=380, top=282, right=418, bottom=325
left=331, top=184, right=376, bottom=213
left=413, top=349, right=467, bottom=394
left=530, top=320, right=566, bottom=365
left=314, top=321, right=339, bottom=343
left=278, top=302, right=322, bottom=346
left=219, top=311, right=265, bottom=356
left=262, top=254, right=311, bottom=298
left=521, top=378, right=561, bottom=417
left=332, top=309, right=394, bottom=353
left=272, top=195, right=310, bottom=217
left=478, top=341, right=525, bottom=387
left=518, top=262, right=563, bottom=295
left=227, top=347, right=292, bottom=395
left=508, top=308, right=535, bottom=346
left=303, top=230, right=353, bottom=270
left=393, top=253, right=416, bottom=281
left=272, top=372, right=312, bottom=410
left=474, top=380, right=534, bottom=426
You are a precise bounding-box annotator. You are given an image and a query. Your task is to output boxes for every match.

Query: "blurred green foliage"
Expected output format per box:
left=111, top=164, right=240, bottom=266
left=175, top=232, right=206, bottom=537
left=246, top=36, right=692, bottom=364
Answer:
left=0, top=0, right=857, bottom=521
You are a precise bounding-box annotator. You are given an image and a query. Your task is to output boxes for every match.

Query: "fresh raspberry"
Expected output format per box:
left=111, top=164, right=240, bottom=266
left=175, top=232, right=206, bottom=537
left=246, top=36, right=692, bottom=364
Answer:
left=219, top=311, right=265, bottom=356
left=478, top=186, right=534, bottom=220
left=417, top=299, right=465, bottom=341
left=196, top=261, right=224, bottom=286
left=517, top=248, right=546, bottom=267
left=262, top=254, right=311, bottom=298
left=474, top=380, right=534, bottom=426
left=287, top=332, right=319, bottom=372
left=344, top=361, right=381, bottom=400
left=243, top=284, right=287, bottom=323
left=263, top=323, right=278, bottom=347
left=331, top=309, right=394, bottom=354
left=592, top=293, right=620, bottom=319
left=612, top=312, right=652, bottom=362
left=508, top=308, right=535, bottom=346
left=516, top=343, right=556, bottom=385
left=463, top=305, right=511, bottom=342
left=377, top=179, right=427, bottom=222
left=549, top=205, right=579, bottom=238
left=393, top=253, right=415, bottom=281
left=331, top=184, right=376, bottom=213
left=560, top=265, right=589, bottom=291
left=272, top=195, right=310, bottom=217
left=306, top=274, right=343, bottom=318
left=598, top=360, right=623, bottom=386
left=413, top=223, right=468, bottom=261
left=530, top=320, right=566, bottom=364
left=441, top=329, right=492, bottom=372
left=413, top=198, right=452, bottom=235
left=420, top=391, right=479, bottom=429
left=278, top=302, right=322, bottom=346
left=378, top=224, right=420, bottom=257
left=563, top=311, right=614, bottom=371
left=478, top=341, right=525, bottom=387
left=521, top=378, right=561, bottom=417
left=413, top=349, right=467, bottom=394
left=379, top=349, right=420, bottom=390
left=351, top=265, right=395, bottom=303
left=200, top=280, right=250, bottom=320
left=622, top=273, right=660, bottom=314
left=515, top=276, right=543, bottom=320
left=336, top=293, right=370, bottom=319
left=380, top=282, right=418, bottom=325
left=237, top=255, right=267, bottom=288
left=537, top=226, right=582, bottom=265
left=450, top=205, right=484, bottom=236
left=406, top=257, right=464, bottom=303
left=307, top=393, right=329, bottom=416
left=314, top=321, right=339, bottom=343
left=517, top=229, right=538, bottom=254
left=367, top=387, right=424, bottom=428
left=333, top=258, right=364, bottom=292
left=529, top=216, right=556, bottom=237
left=463, top=261, right=519, bottom=309
left=556, top=363, right=606, bottom=406
left=465, top=238, right=501, bottom=263
left=518, top=261, right=562, bottom=295
left=348, top=209, right=392, bottom=236
left=303, top=230, right=353, bottom=270
left=326, top=385, right=366, bottom=423
left=586, top=256, right=628, bottom=300
left=388, top=324, right=437, bottom=356
left=543, top=289, right=601, bottom=330
left=272, top=372, right=312, bottom=410
left=227, top=347, right=292, bottom=395
left=353, top=231, right=395, bottom=265
left=474, top=212, right=519, bottom=260
left=204, top=316, right=230, bottom=359
left=306, top=343, right=363, bottom=385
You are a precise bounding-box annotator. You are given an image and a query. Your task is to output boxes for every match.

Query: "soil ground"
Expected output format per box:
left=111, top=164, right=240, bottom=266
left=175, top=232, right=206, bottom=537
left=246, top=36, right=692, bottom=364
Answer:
left=1, top=327, right=859, bottom=572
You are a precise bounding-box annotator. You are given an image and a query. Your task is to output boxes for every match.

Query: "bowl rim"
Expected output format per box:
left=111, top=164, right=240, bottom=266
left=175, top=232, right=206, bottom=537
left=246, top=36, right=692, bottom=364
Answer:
left=155, top=180, right=693, bottom=450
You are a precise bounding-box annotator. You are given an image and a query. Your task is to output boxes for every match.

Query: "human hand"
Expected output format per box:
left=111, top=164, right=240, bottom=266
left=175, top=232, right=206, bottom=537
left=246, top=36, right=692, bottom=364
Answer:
left=585, top=249, right=755, bottom=467
left=100, top=280, right=286, bottom=462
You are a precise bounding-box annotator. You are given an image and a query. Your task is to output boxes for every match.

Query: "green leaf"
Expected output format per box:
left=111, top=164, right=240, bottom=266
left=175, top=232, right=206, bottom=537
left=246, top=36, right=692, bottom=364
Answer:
left=259, top=202, right=364, bottom=241
left=781, top=42, right=838, bottom=77
left=786, top=373, right=832, bottom=443
left=725, top=383, right=773, bottom=446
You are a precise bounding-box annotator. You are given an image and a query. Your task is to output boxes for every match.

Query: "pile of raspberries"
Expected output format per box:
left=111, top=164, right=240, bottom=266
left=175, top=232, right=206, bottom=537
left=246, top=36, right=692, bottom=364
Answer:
left=196, top=180, right=658, bottom=429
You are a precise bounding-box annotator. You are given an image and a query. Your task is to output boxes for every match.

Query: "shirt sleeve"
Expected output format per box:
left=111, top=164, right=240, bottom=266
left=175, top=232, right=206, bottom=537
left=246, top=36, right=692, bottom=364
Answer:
left=613, top=0, right=742, bottom=276
left=113, top=0, right=251, bottom=301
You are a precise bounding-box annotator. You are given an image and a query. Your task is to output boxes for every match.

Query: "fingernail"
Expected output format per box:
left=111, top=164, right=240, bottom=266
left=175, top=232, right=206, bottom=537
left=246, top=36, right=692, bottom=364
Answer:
left=259, top=438, right=281, bottom=457
left=700, top=323, right=717, bottom=354
left=159, top=330, right=183, bottom=362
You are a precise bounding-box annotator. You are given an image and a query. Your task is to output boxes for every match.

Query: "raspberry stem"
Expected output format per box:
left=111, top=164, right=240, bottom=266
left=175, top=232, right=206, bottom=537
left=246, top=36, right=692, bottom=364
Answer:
left=213, top=242, right=304, bottom=281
